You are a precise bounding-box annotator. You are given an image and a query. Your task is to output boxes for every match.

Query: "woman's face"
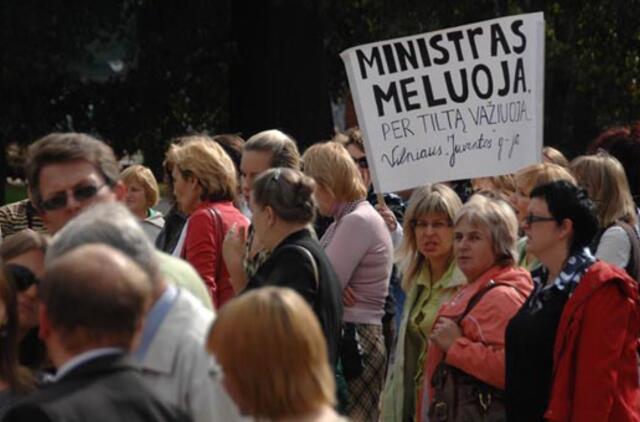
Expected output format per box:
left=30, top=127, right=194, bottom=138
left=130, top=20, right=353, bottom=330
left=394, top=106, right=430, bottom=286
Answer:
left=313, top=184, right=335, bottom=217
left=249, top=193, right=271, bottom=245
left=240, top=150, right=273, bottom=204
left=172, top=167, right=201, bottom=214
left=345, top=144, right=371, bottom=189
left=125, top=181, right=148, bottom=217
left=511, top=181, right=530, bottom=226
left=7, top=248, right=45, bottom=333
left=523, top=197, right=563, bottom=260
left=454, top=219, right=497, bottom=282
left=413, top=212, right=454, bottom=263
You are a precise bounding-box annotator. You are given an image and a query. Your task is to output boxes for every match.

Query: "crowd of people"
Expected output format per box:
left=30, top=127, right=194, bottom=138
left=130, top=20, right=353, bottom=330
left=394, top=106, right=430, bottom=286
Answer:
left=0, top=121, right=639, bottom=422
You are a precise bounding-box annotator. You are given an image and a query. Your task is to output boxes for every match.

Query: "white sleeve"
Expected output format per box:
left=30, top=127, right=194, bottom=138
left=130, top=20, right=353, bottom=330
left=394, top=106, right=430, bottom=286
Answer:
left=595, top=225, right=631, bottom=269
left=390, top=222, right=403, bottom=249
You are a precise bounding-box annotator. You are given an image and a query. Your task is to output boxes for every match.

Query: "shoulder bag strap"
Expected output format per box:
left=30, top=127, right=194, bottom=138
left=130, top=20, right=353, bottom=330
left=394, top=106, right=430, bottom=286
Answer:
left=615, top=220, right=640, bottom=282
left=207, top=207, right=225, bottom=284
left=454, top=280, right=525, bottom=324
left=281, top=244, right=319, bottom=289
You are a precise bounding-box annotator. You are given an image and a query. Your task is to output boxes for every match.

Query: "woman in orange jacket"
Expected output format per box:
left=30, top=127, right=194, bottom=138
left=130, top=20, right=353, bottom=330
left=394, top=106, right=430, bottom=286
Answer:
left=506, top=180, right=640, bottom=422
left=418, top=194, right=533, bottom=421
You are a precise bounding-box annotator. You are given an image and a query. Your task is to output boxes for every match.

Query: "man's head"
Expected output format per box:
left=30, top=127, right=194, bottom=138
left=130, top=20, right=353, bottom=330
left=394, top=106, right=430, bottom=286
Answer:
left=46, top=202, right=162, bottom=294
left=26, top=133, right=125, bottom=234
left=39, top=244, right=152, bottom=364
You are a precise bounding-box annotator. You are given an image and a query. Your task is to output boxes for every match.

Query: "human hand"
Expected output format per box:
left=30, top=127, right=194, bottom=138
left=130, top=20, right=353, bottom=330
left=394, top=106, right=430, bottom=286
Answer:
left=343, top=286, right=357, bottom=307
left=429, top=317, right=462, bottom=352
left=375, top=204, right=398, bottom=232
left=222, top=224, right=249, bottom=292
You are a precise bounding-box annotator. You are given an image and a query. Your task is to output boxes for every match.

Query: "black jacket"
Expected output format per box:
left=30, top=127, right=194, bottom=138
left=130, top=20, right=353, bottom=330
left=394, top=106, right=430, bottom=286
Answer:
left=246, top=228, right=343, bottom=366
left=2, top=353, right=190, bottom=422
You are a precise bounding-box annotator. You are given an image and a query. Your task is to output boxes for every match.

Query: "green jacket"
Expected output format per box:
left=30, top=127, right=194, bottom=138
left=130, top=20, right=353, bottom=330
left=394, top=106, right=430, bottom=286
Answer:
left=381, top=261, right=465, bottom=422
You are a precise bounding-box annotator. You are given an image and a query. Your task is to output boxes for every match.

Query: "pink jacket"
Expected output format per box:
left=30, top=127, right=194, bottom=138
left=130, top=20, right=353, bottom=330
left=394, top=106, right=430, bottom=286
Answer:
left=418, top=265, right=533, bottom=420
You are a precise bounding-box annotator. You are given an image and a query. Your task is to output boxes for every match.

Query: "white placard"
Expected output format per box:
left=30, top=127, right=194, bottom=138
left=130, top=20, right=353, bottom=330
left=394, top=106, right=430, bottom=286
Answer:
left=341, top=12, right=545, bottom=193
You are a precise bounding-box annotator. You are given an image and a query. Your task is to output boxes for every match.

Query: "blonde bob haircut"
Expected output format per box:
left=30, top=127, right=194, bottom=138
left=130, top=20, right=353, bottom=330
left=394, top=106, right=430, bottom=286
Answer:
left=515, top=163, right=576, bottom=197
left=542, top=146, right=569, bottom=168
left=455, top=194, right=519, bottom=268
left=397, top=184, right=462, bottom=291
left=168, top=136, right=237, bottom=202
left=570, top=153, right=638, bottom=227
left=302, top=142, right=367, bottom=202
left=119, top=165, right=160, bottom=209
left=207, top=287, right=335, bottom=420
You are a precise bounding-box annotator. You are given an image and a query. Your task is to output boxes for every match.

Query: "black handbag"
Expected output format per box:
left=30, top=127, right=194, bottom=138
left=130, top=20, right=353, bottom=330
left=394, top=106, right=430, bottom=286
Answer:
left=340, top=322, right=365, bottom=381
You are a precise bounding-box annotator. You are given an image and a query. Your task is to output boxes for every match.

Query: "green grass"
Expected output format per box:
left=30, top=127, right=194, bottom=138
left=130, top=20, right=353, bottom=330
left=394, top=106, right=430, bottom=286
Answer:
left=4, top=183, right=28, bottom=205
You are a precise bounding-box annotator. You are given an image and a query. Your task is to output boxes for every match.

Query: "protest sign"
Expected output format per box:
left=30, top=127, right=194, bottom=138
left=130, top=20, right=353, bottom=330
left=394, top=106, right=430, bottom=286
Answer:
left=341, top=12, right=545, bottom=193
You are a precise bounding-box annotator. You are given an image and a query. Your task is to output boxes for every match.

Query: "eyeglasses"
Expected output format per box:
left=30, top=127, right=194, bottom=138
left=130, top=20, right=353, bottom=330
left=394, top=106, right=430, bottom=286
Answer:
left=524, top=214, right=556, bottom=225
left=410, top=219, right=452, bottom=231
left=40, top=183, right=108, bottom=211
left=353, top=156, right=368, bottom=169
left=5, top=264, right=40, bottom=292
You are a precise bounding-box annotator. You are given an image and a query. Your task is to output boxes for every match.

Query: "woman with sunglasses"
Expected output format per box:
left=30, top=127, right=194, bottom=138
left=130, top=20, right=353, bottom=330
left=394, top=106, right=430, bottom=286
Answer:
left=381, top=184, right=465, bottom=422
left=0, top=264, right=35, bottom=418
left=0, top=229, right=49, bottom=372
left=505, top=181, right=640, bottom=421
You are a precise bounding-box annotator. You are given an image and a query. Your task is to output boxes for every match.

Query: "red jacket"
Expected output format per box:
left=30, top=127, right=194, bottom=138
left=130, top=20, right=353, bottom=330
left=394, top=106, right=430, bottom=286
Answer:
left=182, top=200, right=249, bottom=309
left=545, top=261, right=640, bottom=422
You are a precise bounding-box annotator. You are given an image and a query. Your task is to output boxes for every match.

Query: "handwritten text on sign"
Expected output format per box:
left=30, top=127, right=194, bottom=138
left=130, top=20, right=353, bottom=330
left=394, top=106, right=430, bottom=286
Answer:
left=341, top=13, right=544, bottom=193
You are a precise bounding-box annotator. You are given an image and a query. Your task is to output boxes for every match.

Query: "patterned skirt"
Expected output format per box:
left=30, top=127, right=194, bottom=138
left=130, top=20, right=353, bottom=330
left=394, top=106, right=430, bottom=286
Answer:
left=346, top=323, right=387, bottom=422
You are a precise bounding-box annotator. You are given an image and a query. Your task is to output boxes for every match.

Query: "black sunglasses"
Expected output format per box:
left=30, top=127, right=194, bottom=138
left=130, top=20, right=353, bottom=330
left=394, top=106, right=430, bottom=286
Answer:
left=524, top=214, right=556, bottom=225
left=40, top=183, right=107, bottom=211
left=353, top=156, right=368, bottom=169
left=5, top=264, right=40, bottom=292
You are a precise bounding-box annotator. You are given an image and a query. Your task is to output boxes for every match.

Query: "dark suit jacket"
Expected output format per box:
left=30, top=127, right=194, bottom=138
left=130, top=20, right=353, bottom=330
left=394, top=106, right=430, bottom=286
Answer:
left=2, top=353, right=190, bottom=422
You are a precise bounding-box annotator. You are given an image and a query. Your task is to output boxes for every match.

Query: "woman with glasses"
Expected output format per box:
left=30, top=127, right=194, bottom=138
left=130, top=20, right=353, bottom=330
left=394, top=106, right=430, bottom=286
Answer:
left=381, top=184, right=465, bottom=422
left=0, top=229, right=49, bottom=372
left=570, top=153, right=639, bottom=279
left=168, top=136, right=249, bottom=309
left=303, top=142, right=392, bottom=422
left=419, top=195, right=532, bottom=421
left=0, top=264, right=35, bottom=418
left=505, top=181, right=640, bottom=421
left=511, top=163, right=576, bottom=270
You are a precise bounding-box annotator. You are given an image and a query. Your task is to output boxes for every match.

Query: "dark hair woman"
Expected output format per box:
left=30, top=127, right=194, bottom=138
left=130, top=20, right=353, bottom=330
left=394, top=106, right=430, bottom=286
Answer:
left=1, top=264, right=34, bottom=418
left=505, top=181, right=640, bottom=421
left=223, top=168, right=342, bottom=368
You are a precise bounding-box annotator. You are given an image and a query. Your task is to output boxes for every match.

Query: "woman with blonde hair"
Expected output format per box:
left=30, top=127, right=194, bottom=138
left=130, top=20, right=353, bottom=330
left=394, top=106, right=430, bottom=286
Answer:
left=120, top=164, right=165, bottom=243
left=512, top=163, right=576, bottom=270
left=571, top=152, right=639, bottom=278
left=381, top=184, right=465, bottom=422
left=419, top=195, right=533, bottom=421
left=169, top=136, right=249, bottom=308
left=207, top=287, right=344, bottom=421
left=303, top=141, right=392, bottom=421
left=542, top=146, right=569, bottom=168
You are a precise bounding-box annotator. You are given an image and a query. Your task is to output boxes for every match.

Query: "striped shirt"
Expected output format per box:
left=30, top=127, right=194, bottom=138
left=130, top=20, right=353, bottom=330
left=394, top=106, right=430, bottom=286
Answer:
left=0, top=199, right=47, bottom=238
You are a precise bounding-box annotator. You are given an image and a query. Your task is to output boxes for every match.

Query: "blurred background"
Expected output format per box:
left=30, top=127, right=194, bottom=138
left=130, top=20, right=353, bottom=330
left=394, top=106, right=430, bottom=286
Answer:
left=2, top=0, right=639, bottom=203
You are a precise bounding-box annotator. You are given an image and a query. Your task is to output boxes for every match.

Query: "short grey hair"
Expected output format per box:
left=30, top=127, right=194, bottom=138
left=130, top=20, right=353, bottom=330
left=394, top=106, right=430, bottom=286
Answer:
left=46, top=202, right=160, bottom=287
left=454, top=194, right=519, bottom=267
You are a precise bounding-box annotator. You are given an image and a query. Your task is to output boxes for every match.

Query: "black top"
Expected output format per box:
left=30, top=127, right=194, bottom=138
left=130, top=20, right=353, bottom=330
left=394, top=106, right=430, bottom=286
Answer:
left=155, top=205, right=187, bottom=254
left=2, top=353, right=189, bottom=422
left=245, top=228, right=343, bottom=366
left=505, top=277, right=570, bottom=422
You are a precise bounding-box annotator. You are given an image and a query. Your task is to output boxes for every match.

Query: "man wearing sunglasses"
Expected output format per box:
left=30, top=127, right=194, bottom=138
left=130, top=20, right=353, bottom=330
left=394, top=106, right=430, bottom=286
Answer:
left=25, top=133, right=126, bottom=235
